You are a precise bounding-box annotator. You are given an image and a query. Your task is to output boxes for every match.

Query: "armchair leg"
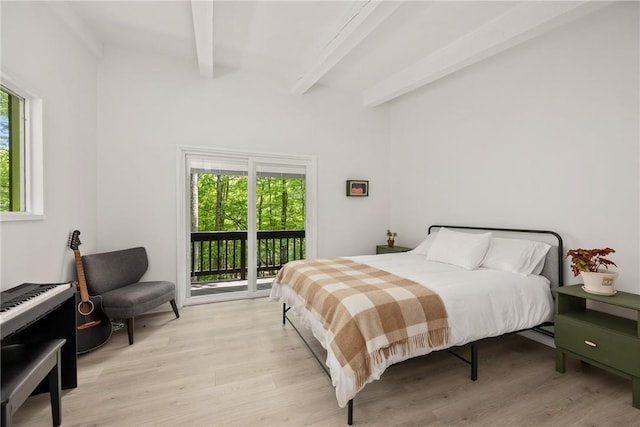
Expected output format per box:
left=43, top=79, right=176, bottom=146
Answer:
left=170, top=299, right=180, bottom=318
left=126, top=318, right=134, bottom=345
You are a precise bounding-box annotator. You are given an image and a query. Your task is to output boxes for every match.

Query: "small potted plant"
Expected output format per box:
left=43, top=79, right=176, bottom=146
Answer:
left=386, top=229, right=397, bottom=248
left=566, top=248, right=618, bottom=295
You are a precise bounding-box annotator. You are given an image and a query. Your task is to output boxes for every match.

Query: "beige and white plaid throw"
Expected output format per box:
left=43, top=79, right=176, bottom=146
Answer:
left=275, top=257, right=449, bottom=391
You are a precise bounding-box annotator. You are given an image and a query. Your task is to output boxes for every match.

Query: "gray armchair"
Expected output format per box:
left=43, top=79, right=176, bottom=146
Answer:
left=82, top=247, right=179, bottom=345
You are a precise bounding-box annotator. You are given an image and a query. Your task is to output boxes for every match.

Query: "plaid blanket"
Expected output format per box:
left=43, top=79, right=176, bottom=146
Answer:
left=274, top=257, right=449, bottom=393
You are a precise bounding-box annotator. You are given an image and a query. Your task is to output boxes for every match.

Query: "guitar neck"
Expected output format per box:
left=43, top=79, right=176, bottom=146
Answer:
left=73, top=249, right=90, bottom=302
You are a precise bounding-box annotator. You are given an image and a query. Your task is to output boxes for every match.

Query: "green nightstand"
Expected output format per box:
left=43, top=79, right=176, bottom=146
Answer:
left=554, top=285, right=640, bottom=409
left=376, top=245, right=411, bottom=254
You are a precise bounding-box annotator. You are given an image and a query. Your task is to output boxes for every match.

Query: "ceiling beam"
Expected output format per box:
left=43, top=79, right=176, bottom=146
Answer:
left=291, top=0, right=403, bottom=95
left=363, top=1, right=608, bottom=107
left=190, top=0, right=215, bottom=79
left=46, top=1, right=103, bottom=58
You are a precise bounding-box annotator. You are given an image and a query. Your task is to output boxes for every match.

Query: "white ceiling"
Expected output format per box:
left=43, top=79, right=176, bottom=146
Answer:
left=51, top=0, right=608, bottom=106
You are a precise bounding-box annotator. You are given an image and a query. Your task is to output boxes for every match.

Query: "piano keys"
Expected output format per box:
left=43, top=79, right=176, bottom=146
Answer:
left=1, top=283, right=73, bottom=336
left=1, top=282, right=78, bottom=390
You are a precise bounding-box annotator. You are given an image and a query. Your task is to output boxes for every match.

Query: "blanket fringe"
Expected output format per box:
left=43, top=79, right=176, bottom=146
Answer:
left=354, top=328, right=450, bottom=390
left=429, top=328, right=449, bottom=348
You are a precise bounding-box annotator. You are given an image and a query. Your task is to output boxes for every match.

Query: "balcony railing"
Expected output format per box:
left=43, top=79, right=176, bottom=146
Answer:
left=190, top=230, right=305, bottom=283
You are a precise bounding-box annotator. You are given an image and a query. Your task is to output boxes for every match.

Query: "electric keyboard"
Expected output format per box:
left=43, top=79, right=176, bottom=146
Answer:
left=1, top=281, right=78, bottom=389
left=1, top=283, right=73, bottom=339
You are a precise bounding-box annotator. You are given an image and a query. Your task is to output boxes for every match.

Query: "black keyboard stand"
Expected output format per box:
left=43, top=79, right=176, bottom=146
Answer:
left=1, top=285, right=77, bottom=392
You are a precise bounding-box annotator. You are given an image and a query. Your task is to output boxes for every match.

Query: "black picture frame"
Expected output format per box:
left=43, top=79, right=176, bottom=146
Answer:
left=346, top=180, right=369, bottom=197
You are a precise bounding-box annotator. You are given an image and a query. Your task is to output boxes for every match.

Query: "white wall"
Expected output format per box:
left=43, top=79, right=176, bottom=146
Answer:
left=2, top=2, right=637, bottom=299
left=95, top=47, right=390, bottom=287
left=387, top=2, right=639, bottom=292
left=0, top=2, right=99, bottom=290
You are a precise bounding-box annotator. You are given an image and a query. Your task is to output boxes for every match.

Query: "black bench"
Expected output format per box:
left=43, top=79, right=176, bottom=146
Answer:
left=1, top=339, right=66, bottom=427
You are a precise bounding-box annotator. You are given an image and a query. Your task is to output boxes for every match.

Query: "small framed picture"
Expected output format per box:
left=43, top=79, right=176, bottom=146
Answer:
left=346, top=180, right=369, bottom=197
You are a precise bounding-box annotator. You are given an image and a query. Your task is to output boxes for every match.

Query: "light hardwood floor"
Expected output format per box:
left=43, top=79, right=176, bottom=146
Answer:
left=14, top=298, right=640, bottom=426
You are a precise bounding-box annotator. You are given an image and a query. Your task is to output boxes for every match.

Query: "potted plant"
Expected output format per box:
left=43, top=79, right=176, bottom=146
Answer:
left=566, top=248, right=618, bottom=295
left=386, top=229, right=397, bottom=248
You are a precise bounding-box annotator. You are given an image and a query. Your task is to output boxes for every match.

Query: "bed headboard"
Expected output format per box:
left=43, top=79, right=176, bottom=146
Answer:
left=427, top=225, right=564, bottom=288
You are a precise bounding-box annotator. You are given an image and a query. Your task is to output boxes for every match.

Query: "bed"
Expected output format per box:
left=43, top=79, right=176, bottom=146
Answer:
left=269, top=225, right=564, bottom=424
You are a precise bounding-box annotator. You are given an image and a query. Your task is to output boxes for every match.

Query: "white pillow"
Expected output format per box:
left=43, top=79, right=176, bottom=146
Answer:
left=411, top=233, right=437, bottom=255
left=426, top=228, right=492, bottom=270
left=530, top=256, right=546, bottom=276
left=482, top=237, right=551, bottom=276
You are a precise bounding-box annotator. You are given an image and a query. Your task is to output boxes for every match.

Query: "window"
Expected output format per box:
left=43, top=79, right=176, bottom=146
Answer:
left=177, top=146, right=317, bottom=305
left=0, top=77, right=43, bottom=220
left=1, top=85, right=23, bottom=211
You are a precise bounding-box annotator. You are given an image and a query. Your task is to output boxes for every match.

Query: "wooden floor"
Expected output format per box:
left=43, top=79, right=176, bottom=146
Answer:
left=14, top=298, right=640, bottom=426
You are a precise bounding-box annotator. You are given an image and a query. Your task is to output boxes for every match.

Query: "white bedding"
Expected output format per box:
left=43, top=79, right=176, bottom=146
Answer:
left=270, top=252, right=555, bottom=407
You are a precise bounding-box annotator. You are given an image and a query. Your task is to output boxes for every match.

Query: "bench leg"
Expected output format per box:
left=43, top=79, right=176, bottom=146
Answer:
left=170, top=299, right=180, bottom=319
left=48, top=355, right=62, bottom=426
left=1, top=402, right=10, bottom=427
left=126, top=318, right=134, bottom=345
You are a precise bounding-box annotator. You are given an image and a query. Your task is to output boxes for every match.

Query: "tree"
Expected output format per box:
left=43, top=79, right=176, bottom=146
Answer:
left=194, top=173, right=304, bottom=232
left=0, top=90, right=10, bottom=210
left=215, top=174, right=224, bottom=231
left=191, top=172, right=306, bottom=282
left=190, top=173, right=199, bottom=231
left=280, top=177, right=288, bottom=229
left=0, top=148, right=9, bottom=210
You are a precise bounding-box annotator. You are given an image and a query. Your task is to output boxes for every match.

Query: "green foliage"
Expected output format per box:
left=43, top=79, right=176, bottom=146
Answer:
left=0, top=89, right=9, bottom=211
left=0, top=148, right=8, bottom=211
left=256, top=176, right=305, bottom=231
left=197, top=174, right=248, bottom=231
left=194, top=173, right=305, bottom=232
left=566, top=248, right=616, bottom=277
left=0, top=90, right=8, bottom=116
left=190, top=172, right=306, bottom=283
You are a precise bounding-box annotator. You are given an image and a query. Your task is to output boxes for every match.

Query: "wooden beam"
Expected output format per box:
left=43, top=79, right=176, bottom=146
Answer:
left=291, top=0, right=403, bottom=95
left=190, top=0, right=215, bottom=79
left=363, top=1, right=608, bottom=107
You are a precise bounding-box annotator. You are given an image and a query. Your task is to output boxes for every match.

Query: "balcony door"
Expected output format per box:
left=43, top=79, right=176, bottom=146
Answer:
left=177, top=147, right=316, bottom=305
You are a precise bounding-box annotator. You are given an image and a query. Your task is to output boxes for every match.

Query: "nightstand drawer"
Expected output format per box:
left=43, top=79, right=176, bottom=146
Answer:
left=556, top=315, right=640, bottom=376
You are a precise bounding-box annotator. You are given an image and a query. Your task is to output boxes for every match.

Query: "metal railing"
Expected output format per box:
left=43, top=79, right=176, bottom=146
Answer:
left=190, top=230, right=305, bottom=283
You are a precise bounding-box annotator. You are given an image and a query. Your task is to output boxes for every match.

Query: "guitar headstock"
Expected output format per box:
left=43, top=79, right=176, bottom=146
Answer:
left=68, top=230, right=82, bottom=250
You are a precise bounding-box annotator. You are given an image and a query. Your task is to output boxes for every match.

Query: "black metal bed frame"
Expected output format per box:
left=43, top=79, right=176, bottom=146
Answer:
left=280, top=225, right=564, bottom=425
left=427, top=225, right=564, bottom=288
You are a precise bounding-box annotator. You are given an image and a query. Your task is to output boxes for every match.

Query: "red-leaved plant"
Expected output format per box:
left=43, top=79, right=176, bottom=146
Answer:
left=566, top=248, right=617, bottom=277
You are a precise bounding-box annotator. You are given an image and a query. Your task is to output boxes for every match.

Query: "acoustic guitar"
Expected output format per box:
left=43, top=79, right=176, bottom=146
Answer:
left=68, top=230, right=112, bottom=353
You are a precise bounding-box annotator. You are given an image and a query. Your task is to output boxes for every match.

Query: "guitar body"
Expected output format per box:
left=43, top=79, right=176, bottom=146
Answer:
left=68, top=230, right=113, bottom=354
left=75, top=293, right=112, bottom=354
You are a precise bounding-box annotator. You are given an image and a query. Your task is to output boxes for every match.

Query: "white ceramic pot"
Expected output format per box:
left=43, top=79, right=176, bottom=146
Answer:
left=581, top=270, right=618, bottom=295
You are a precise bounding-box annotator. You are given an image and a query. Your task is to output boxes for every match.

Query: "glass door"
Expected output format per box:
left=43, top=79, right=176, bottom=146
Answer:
left=252, top=162, right=307, bottom=295
left=188, top=156, right=249, bottom=300
left=180, top=148, right=315, bottom=304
